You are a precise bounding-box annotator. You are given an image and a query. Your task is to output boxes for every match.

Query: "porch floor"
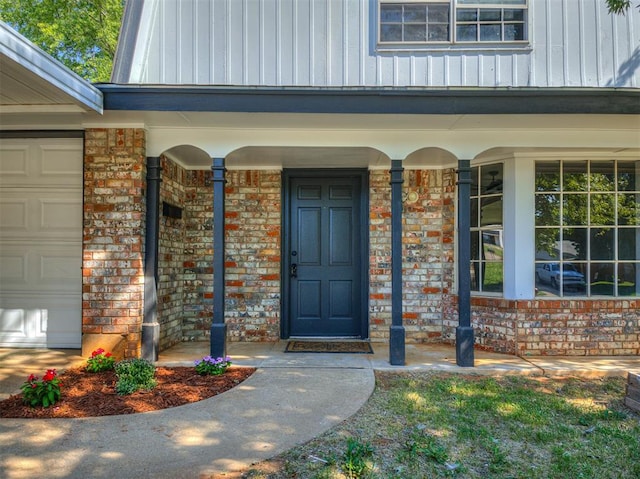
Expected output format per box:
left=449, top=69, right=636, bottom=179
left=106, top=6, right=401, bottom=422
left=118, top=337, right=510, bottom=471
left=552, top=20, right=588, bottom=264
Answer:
left=158, top=340, right=639, bottom=377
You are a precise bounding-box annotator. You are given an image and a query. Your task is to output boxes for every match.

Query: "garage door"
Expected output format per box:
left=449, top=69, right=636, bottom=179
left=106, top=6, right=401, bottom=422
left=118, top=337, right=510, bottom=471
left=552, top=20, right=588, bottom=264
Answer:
left=0, top=138, right=82, bottom=348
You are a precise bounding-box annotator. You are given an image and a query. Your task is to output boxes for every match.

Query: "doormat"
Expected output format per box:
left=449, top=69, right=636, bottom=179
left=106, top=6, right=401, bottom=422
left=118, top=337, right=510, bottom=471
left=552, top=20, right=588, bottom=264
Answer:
left=285, top=341, right=374, bottom=354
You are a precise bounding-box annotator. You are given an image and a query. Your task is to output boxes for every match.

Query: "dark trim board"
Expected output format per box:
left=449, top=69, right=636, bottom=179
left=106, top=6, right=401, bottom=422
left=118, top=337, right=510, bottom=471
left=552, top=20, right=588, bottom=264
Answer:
left=281, top=168, right=370, bottom=340
left=0, top=130, right=84, bottom=139
left=98, top=85, right=640, bottom=115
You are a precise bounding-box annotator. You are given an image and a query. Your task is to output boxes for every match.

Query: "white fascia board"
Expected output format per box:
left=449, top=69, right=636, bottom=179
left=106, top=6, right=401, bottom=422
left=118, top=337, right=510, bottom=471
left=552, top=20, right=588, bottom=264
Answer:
left=0, top=21, right=103, bottom=113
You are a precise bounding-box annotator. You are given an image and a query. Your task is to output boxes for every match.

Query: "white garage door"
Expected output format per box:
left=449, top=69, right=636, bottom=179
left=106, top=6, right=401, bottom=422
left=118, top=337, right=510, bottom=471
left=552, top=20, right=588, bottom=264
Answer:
left=0, top=137, right=82, bottom=348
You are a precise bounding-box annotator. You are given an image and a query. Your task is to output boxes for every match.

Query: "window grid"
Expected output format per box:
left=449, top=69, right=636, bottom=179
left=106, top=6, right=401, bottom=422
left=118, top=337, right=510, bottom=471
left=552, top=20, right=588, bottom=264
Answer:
left=379, top=1, right=528, bottom=44
left=534, top=160, right=640, bottom=298
left=470, top=163, right=504, bottom=294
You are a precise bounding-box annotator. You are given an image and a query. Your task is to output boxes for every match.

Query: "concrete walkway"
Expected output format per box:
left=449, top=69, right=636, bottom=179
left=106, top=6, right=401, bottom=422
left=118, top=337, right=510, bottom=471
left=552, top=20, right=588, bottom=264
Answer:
left=1, top=342, right=638, bottom=479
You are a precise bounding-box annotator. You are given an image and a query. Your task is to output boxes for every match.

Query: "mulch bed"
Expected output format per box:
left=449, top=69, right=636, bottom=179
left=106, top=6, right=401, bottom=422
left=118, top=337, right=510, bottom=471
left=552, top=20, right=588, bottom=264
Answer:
left=0, top=366, right=255, bottom=419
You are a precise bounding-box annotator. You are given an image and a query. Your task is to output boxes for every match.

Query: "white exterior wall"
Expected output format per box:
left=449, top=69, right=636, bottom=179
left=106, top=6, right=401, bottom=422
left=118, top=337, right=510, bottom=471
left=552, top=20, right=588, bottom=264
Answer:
left=119, top=0, right=640, bottom=88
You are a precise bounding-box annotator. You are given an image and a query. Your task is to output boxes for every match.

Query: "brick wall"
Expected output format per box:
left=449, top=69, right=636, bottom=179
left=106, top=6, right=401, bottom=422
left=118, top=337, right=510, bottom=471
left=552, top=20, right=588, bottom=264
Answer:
left=443, top=296, right=640, bottom=356
left=182, top=170, right=214, bottom=340
left=225, top=170, right=281, bottom=341
left=369, top=168, right=455, bottom=343
left=82, top=128, right=146, bottom=359
left=158, top=156, right=186, bottom=349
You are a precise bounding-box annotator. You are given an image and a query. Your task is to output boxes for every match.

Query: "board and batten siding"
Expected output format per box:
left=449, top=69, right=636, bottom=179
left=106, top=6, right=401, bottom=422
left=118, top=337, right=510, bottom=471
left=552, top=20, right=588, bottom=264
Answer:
left=117, top=0, right=640, bottom=88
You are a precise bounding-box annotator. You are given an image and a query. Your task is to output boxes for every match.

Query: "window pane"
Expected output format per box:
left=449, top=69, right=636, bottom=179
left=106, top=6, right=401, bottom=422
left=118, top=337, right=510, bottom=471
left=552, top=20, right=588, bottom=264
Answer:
left=471, top=231, right=480, bottom=261
left=429, top=5, right=449, bottom=22
left=536, top=161, right=560, bottom=192
left=618, top=194, right=640, bottom=226
left=535, top=194, right=560, bottom=226
left=429, top=24, right=449, bottom=41
left=471, top=166, right=479, bottom=196
left=457, top=25, right=477, bottom=41
left=381, top=24, right=402, bottom=41
left=563, top=227, right=588, bottom=260
left=590, top=228, right=614, bottom=260
left=481, top=197, right=502, bottom=226
left=618, top=263, right=639, bottom=296
left=479, top=9, right=501, bottom=21
left=480, top=24, right=501, bottom=41
left=590, top=194, right=615, bottom=226
left=504, top=9, right=524, bottom=21
left=483, top=230, right=503, bottom=261
left=536, top=228, right=560, bottom=261
left=471, top=198, right=479, bottom=228
left=470, top=262, right=480, bottom=290
left=563, top=161, right=588, bottom=191
left=590, top=263, right=615, bottom=296
left=482, top=262, right=503, bottom=292
left=618, top=161, right=640, bottom=191
left=405, top=24, right=427, bottom=41
left=504, top=23, right=524, bottom=41
left=561, top=262, right=587, bottom=296
left=381, top=4, right=402, bottom=22
left=457, top=8, right=478, bottom=21
left=404, top=5, right=426, bottom=22
left=563, top=194, right=587, bottom=226
left=481, top=164, right=503, bottom=194
left=590, top=161, right=615, bottom=191
left=618, top=228, right=639, bottom=260
left=535, top=262, right=561, bottom=291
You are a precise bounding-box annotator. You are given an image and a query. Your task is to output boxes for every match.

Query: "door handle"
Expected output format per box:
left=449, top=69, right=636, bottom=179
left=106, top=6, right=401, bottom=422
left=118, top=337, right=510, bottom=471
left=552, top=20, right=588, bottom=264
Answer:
left=290, top=263, right=298, bottom=278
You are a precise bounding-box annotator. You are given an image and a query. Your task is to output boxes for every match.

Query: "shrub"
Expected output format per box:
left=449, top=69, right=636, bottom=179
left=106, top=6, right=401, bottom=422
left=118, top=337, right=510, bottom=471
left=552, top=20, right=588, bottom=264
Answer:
left=114, top=358, right=157, bottom=395
left=86, top=348, right=115, bottom=373
left=20, top=369, right=61, bottom=408
left=194, top=355, right=232, bottom=375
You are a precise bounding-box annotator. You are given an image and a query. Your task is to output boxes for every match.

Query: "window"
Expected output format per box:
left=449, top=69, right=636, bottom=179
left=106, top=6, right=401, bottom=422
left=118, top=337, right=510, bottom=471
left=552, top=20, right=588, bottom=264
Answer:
left=470, top=163, right=503, bottom=293
left=379, top=1, right=527, bottom=44
left=535, top=160, right=640, bottom=297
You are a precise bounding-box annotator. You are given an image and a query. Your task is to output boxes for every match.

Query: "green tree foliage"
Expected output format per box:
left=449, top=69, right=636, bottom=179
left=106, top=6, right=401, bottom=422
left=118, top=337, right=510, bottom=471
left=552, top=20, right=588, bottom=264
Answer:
left=606, top=0, right=640, bottom=14
left=0, top=0, right=123, bottom=82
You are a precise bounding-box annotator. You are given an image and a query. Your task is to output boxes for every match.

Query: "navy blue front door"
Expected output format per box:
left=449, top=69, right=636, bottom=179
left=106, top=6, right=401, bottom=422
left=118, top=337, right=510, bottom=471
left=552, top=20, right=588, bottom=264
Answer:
left=284, top=172, right=366, bottom=338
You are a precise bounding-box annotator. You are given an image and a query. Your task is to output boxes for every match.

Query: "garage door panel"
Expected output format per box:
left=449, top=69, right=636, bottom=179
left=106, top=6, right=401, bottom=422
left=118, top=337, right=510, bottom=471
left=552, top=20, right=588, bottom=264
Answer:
left=40, top=197, right=82, bottom=231
left=0, top=245, right=80, bottom=293
left=0, top=192, right=81, bottom=239
left=0, top=198, right=28, bottom=231
left=0, top=140, right=81, bottom=188
left=0, top=145, right=29, bottom=178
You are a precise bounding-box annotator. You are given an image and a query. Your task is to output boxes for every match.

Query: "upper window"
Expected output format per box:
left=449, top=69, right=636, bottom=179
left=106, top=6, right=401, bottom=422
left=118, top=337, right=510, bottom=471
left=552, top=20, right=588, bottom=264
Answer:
left=535, top=160, right=640, bottom=297
left=379, top=0, right=527, bottom=44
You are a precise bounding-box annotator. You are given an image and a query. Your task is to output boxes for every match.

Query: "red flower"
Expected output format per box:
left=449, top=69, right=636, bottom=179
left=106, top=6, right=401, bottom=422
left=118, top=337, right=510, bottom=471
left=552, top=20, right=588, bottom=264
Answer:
left=91, top=348, right=105, bottom=357
left=27, top=374, right=37, bottom=382
left=31, top=383, right=37, bottom=389
left=105, top=352, right=112, bottom=358
left=42, top=369, right=56, bottom=382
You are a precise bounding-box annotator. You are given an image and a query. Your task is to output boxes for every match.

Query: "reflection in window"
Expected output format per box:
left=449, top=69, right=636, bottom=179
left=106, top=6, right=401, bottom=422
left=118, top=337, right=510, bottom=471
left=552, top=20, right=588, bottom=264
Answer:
left=535, top=160, right=640, bottom=297
left=471, top=163, right=503, bottom=293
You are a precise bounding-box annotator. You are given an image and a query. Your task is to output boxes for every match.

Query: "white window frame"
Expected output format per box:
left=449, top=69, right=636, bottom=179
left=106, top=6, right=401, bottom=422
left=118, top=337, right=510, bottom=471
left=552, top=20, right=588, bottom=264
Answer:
left=378, top=0, right=529, bottom=47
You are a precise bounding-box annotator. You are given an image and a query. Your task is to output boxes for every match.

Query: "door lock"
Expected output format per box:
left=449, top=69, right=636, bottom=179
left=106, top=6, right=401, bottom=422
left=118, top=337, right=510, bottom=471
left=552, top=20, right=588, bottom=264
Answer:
left=290, top=263, right=298, bottom=278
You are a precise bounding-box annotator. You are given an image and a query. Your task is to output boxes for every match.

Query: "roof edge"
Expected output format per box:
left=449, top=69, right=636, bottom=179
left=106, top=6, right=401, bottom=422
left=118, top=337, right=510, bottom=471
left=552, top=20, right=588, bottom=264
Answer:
left=0, top=21, right=103, bottom=114
left=97, top=85, right=640, bottom=115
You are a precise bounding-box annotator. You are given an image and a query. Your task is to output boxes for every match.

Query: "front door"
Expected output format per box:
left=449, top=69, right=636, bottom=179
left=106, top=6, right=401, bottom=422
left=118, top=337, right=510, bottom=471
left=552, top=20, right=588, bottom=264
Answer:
left=283, top=170, right=367, bottom=338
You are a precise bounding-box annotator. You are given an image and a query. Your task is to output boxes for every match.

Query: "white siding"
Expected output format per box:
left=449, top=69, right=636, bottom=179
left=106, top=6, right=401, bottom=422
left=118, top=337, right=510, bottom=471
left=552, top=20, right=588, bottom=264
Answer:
left=119, top=0, right=640, bottom=88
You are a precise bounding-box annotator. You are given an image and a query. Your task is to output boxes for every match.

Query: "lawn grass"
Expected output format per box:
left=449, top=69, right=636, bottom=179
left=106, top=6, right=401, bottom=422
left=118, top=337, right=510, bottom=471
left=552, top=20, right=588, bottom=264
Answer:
left=237, top=372, right=640, bottom=479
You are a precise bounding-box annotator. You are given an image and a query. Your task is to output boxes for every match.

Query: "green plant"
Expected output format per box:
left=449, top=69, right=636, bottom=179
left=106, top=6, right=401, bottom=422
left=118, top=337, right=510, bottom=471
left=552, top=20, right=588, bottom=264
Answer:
left=194, top=355, right=232, bottom=375
left=86, top=347, right=115, bottom=373
left=20, top=369, right=61, bottom=408
left=342, top=438, right=374, bottom=478
left=402, top=429, right=449, bottom=465
left=114, top=358, right=157, bottom=395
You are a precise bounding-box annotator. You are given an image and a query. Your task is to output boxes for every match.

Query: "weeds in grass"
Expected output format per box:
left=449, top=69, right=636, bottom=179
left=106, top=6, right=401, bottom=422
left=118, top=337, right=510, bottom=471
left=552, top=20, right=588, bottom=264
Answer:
left=341, top=438, right=374, bottom=478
